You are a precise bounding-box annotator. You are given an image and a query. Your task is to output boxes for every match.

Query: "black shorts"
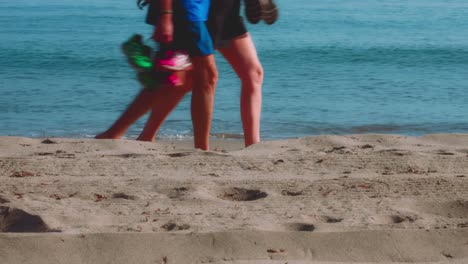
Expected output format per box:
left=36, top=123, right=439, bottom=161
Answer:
left=207, top=0, right=248, bottom=48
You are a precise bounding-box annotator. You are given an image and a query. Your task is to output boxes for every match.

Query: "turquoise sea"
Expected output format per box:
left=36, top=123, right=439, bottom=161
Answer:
left=1, top=0, right=468, bottom=140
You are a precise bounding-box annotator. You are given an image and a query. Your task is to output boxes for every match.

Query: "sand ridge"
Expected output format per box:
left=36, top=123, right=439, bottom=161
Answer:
left=0, top=134, right=467, bottom=263
left=1, top=230, right=468, bottom=264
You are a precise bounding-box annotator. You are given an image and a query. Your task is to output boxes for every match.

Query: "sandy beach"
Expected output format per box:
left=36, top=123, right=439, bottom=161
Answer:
left=1, top=134, right=468, bottom=263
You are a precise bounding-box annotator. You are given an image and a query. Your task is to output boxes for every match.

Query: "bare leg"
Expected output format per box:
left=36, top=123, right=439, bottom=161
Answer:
left=190, top=55, right=218, bottom=150
left=95, top=84, right=187, bottom=140
left=138, top=71, right=193, bottom=141
left=218, top=34, right=263, bottom=147
left=137, top=36, right=262, bottom=147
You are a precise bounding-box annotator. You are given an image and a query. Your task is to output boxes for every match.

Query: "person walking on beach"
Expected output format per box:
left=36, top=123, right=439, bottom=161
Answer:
left=97, top=0, right=217, bottom=150
left=122, top=0, right=193, bottom=89
left=96, top=0, right=278, bottom=149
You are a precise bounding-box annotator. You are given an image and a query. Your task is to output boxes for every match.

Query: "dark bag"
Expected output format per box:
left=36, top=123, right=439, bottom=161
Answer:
left=143, top=0, right=160, bottom=25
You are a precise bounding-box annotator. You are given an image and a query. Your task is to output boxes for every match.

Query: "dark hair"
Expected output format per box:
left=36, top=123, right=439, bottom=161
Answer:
left=137, top=0, right=149, bottom=9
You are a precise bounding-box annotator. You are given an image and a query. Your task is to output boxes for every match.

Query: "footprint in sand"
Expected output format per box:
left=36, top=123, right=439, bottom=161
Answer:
left=154, top=187, right=191, bottom=200
left=160, top=222, right=190, bottom=231
left=0, top=206, right=52, bottom=232
left=369, top=215, right=415, bottom=225
left=217, top=187, right=267, bottom=201
left=281, top=190, right=303, bottom=196
left=114, top=153, right=151, bottom=158
left=436, top=150, right=456, bottom=156
left=35, top=152, right=54, bottom=156
left=314, top=215, right=343, bottom=224
left=409, top=200, right=468, bottom=218
left=166, top=152, right=192, bottom=158
left=0, top=196, right=9, bottom=204
left=377, top=149, right=408, bottom=157
left=283, top=223, right=315, bottom=232
left=166, top=187, right=190, bottom=199
left=41, top=139, right=57, bottom=144
left=112, top=192, right=137, bottom=200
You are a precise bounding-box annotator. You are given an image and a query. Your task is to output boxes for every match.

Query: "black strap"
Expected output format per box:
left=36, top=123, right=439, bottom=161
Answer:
left=137, top=0, right=150, bottom=10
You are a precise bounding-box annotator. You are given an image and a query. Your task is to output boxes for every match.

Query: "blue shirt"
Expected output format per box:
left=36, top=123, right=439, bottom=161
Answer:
left=180, top=0, right=210, bottom=22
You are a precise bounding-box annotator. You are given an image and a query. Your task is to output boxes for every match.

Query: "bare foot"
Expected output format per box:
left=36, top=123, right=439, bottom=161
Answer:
left=136, top=136, right=155, bottom=142
left=95, top=131, right=121, bottom=139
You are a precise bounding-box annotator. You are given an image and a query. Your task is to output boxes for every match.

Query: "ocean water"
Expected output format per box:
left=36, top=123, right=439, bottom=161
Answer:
left=1, top=0, right=468, bottom=140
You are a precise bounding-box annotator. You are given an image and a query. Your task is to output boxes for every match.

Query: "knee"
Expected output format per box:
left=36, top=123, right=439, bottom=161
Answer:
left=206, top=65, right=219, bottom=90
left=191, top=52, right=217, bottom=94
left=194, top=63, right=218, bottom=94
left=241, top=63, right=263, bottom=93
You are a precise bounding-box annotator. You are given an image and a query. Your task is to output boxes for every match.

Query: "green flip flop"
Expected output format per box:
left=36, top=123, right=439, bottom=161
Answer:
left=121, top=34, right=154, bottom=72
